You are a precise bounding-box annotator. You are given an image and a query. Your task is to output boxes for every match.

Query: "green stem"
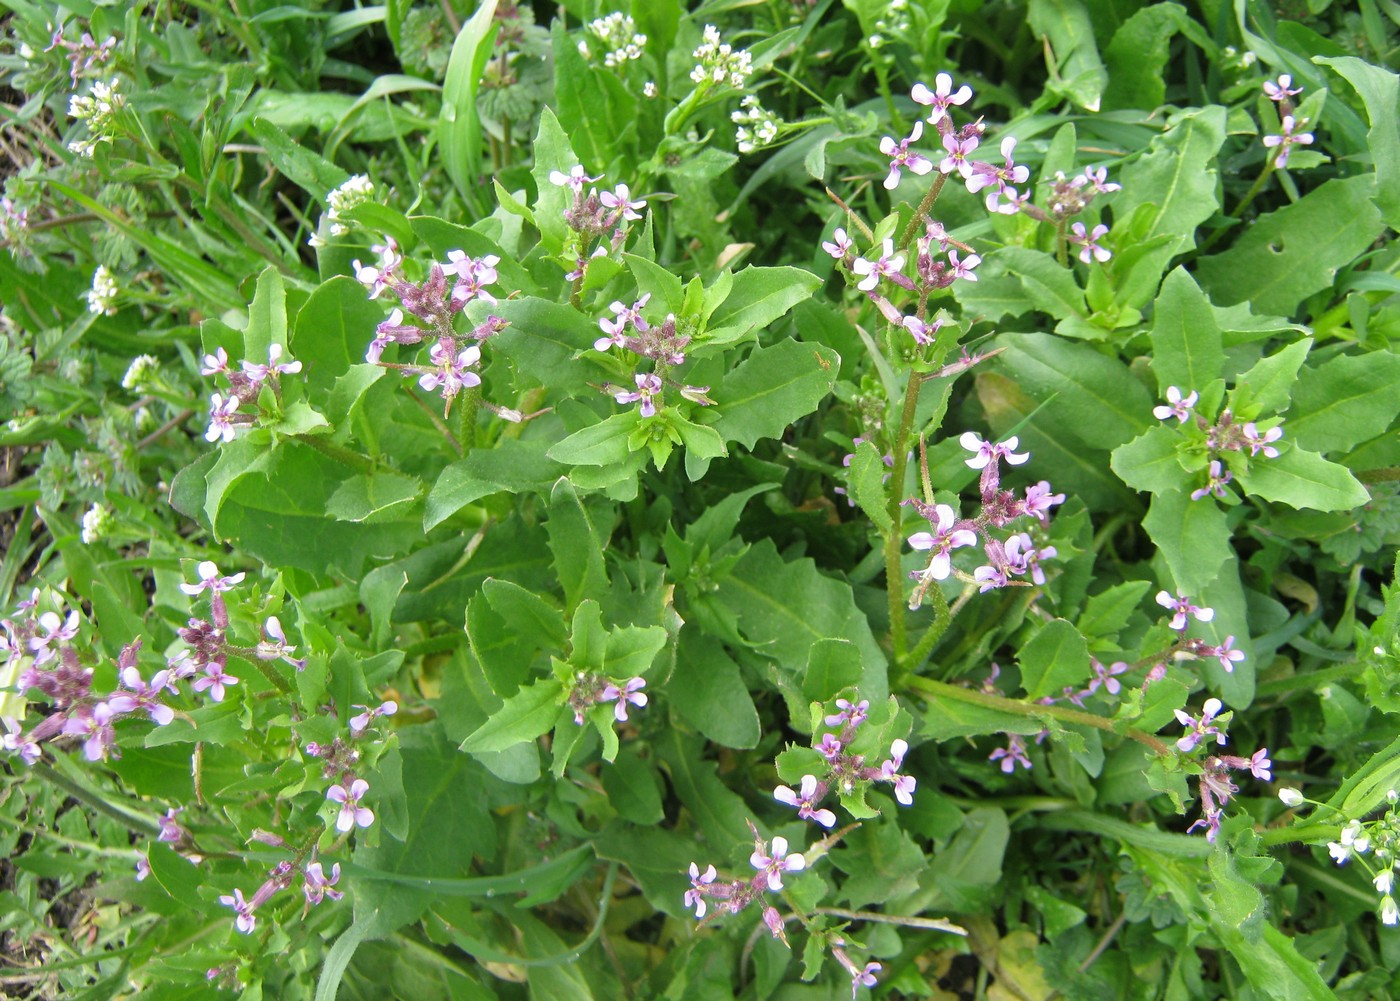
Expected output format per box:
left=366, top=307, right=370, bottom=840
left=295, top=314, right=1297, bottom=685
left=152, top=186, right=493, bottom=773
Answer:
left=1055, top=216, right=1068, bottom=267
left=885, top=369, right=923, bottom=663
left=906, top=677, right=1173, bottom=756
left=898, top=172, right=950, bottom=250
left=292, top=433, right=375, bottom=472
left=1257, top=821, right=1339, bottom=848
left=1200, top=161, right=1275, bottom=254
left=901, top=583, right=952, bottom=678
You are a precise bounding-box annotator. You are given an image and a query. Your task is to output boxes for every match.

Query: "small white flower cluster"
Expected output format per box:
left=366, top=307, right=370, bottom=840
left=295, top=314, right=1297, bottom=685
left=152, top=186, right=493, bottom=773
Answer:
left=689, top=24, right=752, bottom=90
left=870, top=0, right=912, bottom=48
left=67, top=78, right=123, bottom=157
left=322, top=174, right=375, bottom=240
left=1325, top=790, right=1400, bottom=925
left=581, top=12, right=647, bottom=69
left=121, top=353, right=159, bottom=391
left=732, top=96, right=780, bottom=154
left=81, top=504, right=113, bottom=545
left=85, top=265, right=118, bottom=315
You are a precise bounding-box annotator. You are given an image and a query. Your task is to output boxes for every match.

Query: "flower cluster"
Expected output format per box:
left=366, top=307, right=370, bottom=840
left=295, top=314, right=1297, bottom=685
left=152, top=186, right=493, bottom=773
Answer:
left=684, top=820, right=806, bottom=925
left=594, top=293, right=713, bottom=419
left=904, top=433, right=1063, bottom=609
left=67, top=77, right=124, bottom=157
left=85, top=264, right=118, bottom=315
left=217, top=853, right=344, bottom=936
left=317, top=174, right=376, bottom=241
left=1322, top=791, right=1400, bottom=925
left=548, top=165, right=648, bottom=285
left=565, top=673, right=648, bottom=726
left=46, top=25, right=117, bottom=83
left=689, top=25, right=752, bottom=90
left=1260, top=75, right=1315, bottom=169
left=1165, top=697, right=1270, bottom=841
left=353, top=239, right=522, bottom=420
left=580, top=13, right=647, bottom=68
left=1151, top=386, right=1285, bottom=502
left=732, top=95, right=781, bottom=154
left=200, top=343, right=303, bottom=443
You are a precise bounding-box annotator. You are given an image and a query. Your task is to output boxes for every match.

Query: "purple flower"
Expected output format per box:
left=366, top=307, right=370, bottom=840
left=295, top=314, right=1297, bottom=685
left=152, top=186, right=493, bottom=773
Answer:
left=1263, top=74, right=1302, bottom=102
left=548, top=164, right=601, bottom=193
left=218, top=888, right=257, bottom=934
left=824, top=698, right=869, bottom=729
left=192, top=662, right=239, bottom=703
left=946, top=249, right=981, bottom=281
left=600, top=183, right=646, bottom=221
left=878, top=739, right=917, bottom=805
left=685, top=862, right=718, bottom=918
left=907, top=503, right=978, bottom=581
left=938, top=132, right=979, bottom=178
left=879, top=121, right=935, bottom=190
left=113, top=666, right=176, bottom=725
left=200, top=346, right=230, bottom=376
left=966, top=136, right=1030, bottom=213
left=1069, top=222, right=1111, bottom=263
left=1079, top=166, right=1121, bottom=193
left=911, top=73, right=973, bottom=123
left=241, top=343, right=302, bottom=382
left=327, top=778, right=374, bottom=833
left=817, top=733, right=843, bottom=761
left=1190, top=460, right=1233, bottom=502
left=1023, top=481, right=1065, bottom=522
left=1243, top=422, right=1283, bottom=458
left=1174, top=698, right=1226, bottom=752
left=822, top=227, right=854, bottom=260
left=181, top=561, right=245, bottom=596
left=349, top=700, right=399, bottom=737
left=256, top=615, right=306, bottom=671
left=1263, top=115, right=1314, bottom=168
left=303, top=861, right=344, bottom=905
left=851, top=961, right=882, bottom=998
left=2, top=717, right=39, bottom=765
left=615, top=373, right=663, bottom=417
left=1087, top=659, right=1130, bottom=697
left=973, top=564, right=1009, bottom=592
left=1155, top=591, right=1215, bottom=631
left=596, top=293, right=651, bottom=349
left=135, top=855, right=151, bottom=881
left=850, top=239, right=905, bottom=292
left=750, top=835, right=806, bottom=891
left=158, top=807, right=185, bottom=843
left=600, top=677, right=648, bottom=722
left=960, top=432, right=1029, bottom=469
left=1152, top=386, right=1197, bottom=422
left=444, top=251, right=500, bottom=306
left=205, top=393, right=240, bottom=444
left=989, top=733, right=1032, bottom=773
left=1205, top=635, right=1246, bottom=673
left=418, top=343, right=482, bottom=398
left=902, top=314, right=942, bottom=346
left=774, top=774, right=837, bottom=827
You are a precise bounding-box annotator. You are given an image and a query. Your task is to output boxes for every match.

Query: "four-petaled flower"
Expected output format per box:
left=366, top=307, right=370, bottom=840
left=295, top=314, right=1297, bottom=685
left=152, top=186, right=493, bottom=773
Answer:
left=908, top=503, right=978, bottom=581
left=419, top=342, right=482, bottom=398
left=327, top=778, right=375, bottom=832
left=774, top=774, right=837, bottom=827
left=205, top=393, right=240, bottom=443
left=938, top=132, right=980, bottom=177
left=902, top=314, right=942, bottom=346
left=1190, top=459, right=1234, bottom=502
left=1243, top=422, right=1283, bottom=458
left=911, top=72, right=973, bottom=123
left=181, top=561, right=246, bottom=596
left=946, top=249, right=981, bottom=281
left=851, top=961, right=882, bottom=998
left=304, top=861, right=344, bottom=905
left=192, top=662, right=239, bottom=703
left=615, top=373, right=663, bottom=417
left=600, top=183, right=646, bottom=221
left=219, top=888, right=257, bottom=934
left=601, top=677, right=648, bottom=722
left=1175, top=697, right=1226, bottom=752
left=597, top=293, right=651, bottom=349
left=1263, top=74, right=1302, bottom=102
left=2, top=717, right=39, bottom=765
left=1069, top=222, right=1111, bottom=263
left=1156, top=591, right=1215, bottom=630
left=1153, top=386, right=1198, bottom=422
left=879, top=121, right=934, bottom=190
left=349, top=700, right=399, bottom=737
left=1206, top=635, right=1246, bottom=673
left=241, top=343, right=302, bottom=382
left=824, top=698, right=869, bottom=729
left=850, top=239, right=905, bottom=292
left=879, top=738, right=917, bottom=805
left=960, top=432, right=1029, bottom=469
left=750, top=835, right=806, bottom=891
left=548, top=164, right=601, bottom=193
left=822, top=227, right=853, bottom=260
left=1263, top=115, right=1314, bottom=168
left=685, top=862, right=717, bottom=917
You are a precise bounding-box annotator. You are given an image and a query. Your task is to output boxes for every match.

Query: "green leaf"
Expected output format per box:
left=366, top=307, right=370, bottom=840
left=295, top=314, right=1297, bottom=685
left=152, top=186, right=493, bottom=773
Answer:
left=803, top=638, right=864, bottom=703
left=1197, top=176, right=1385, bottom=317
left=1286, top=352, right=1400, bottom=454
left=1317, top=56, right=1400, bottom=228
left=603, top=624, right=667, bottom=678
left=713, top=340, right=838, bottom=450
left=1102, top=3, right=1192, bottom=111
left=1229, top=338, right=1312, bottom=418
left=315, top=916, right=376, bottom=1001
left=670, top=632, right=761, bottom=748
left=243, top=266, right=287, bottom=367
left=1114, top=105, right=1226, bottom=249
left=954, top=247, right=1086, bottom=323
left=438, top=0, right=499, bottom=205
left=146, top=843, right=203, bottom=910
left=702, top=265, right=824, bottom=345
left=1143, top=488, right=1232, bottom=593
left=528, top=107, right=578, bottom=254
left=325, top=471, right=422, bottom=524
left=1077, top=581, right=1152, bottom=643
left=485, top=578, right=568, bottom=652
left=657, top=729, right=753, bottom=849
left=1235, top=446, right=1369, bottom=512
left=1027, top=0, right=1108, bottom=111
left=1150, top=267, right=1223, bottom=394
left=492, top=295, right=613, bottom=395
left=920, top=695, right=1049, bottom=741
left=424, top=438, right=566, bottom=530
left=458, top=678, right=565, bottom=753
left=624, top=253, right=685, bottom=317
left=292, top=276, right=387, bottom=404
left=1111, top=426, right=1189, bottom=493
left=926, top=807, right=1010, bottom=912
left=601, top=745, right=664, bottom=825
left=546, top=478, right=611, bottom=612
left=1018, top=618, right=1091, bottom=700
left=548, top=413, right=640, bottom=467
left=995, top=332, right=1152, bottom=450
left=249, top=118, right=349, bottom=200
left=847, top=441, right=892, bottom=533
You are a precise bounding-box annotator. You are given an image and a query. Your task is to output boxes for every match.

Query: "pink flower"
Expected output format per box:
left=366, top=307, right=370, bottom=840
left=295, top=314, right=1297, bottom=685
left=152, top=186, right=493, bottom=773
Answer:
left=824, top=698, right=869, bottom=729
left=902, top=314, right=942, bottom=346
left=600, top=677, right=648, bottom=722
left=418, top=343, right=482, bottom=398
left=989, top=733, right=1031, bottom=773
left=774, top=774, right=837, bottom=827
left=327, top=778, right=375, bottom=833
left=205, top=393, right=240, bottom=444
left=1243, top=422, right=1283, bottom=458
left=1174, top=698, right=1226, bottom=752
left=750, top=836, right=806, bottom=891
left=600, top=183, right=646, bottom=222
left=850, top=239, right=905, bottom=292
left=911, top=73, right=973, bottom=124
left=822, top=227, right=854, bottom=260
left=181, top=561, right=246, bottom=596
left=908, top=503, right=978, bottom=581
left=1262, top=115, right=1314, bottom=168
left=615, top=374, right=663, bottom=418
left=1155, top=591, right=1215, bottom=631
left=1190, top=460, right=1233, bottom=502
left=1069, top=222, right=1111, bottom=263
left=1263, top=74, right=1302, bottom=102
left=960, top=432, right=1028, bottom=469
left=878, top=739, right=917, bottom=805
left=1153, top=386, right=1198, bottom=422
left=192, top=662, right=239, bottom=703
left=684, top=862, right=718, bottom=918
left=879, top=121, right=934, bottom=190
left=548, top=164, right=601, bottom=193
left=946, top=249, right=981, bottom=281
left=218, top=888, right=257, bottom=934
left=303, top=861, right=344, bottom=905
left=938, top=132, right=979, bottom=178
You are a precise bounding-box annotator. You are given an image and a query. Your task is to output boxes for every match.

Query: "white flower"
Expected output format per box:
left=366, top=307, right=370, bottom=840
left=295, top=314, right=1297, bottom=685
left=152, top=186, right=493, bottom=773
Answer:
left=1277, top=788, right=1304, bottom=807
left=86, top=265, right=118, bottom=315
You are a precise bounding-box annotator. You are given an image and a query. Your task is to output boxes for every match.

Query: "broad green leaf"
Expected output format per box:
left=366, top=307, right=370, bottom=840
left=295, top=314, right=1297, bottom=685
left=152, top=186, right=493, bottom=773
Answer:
left=848, top=441, right=892, bottom=533
left=1111, top=426, right=1189, bottom=494
left=1286, top=352, right=1400, bottom=454
left=925, top=807, right=1010, bottom=912
left=803, top=638, right=863, bottom=703
left=602, top=744, right=664, bottom=825
left=1197, top=176, right=1384, bottom=317
left=492, top=296, right=611, bottom=395
left=1018, top=618, right=1091, bottom=700
left=243, top=266, right=287, bottom=368
left=702, top=265, right=824, bottom=345
left=146, top=843, right=203, bottom=910
left=528, top=107, right=578, bottom=254
left=424, top=438, right=566, bottom=530
left=292, top=276, right=387, bottom=402
left=485, top=578, right=568, bottom=651
left=1317, top=56, right=1400, bottom=229
left=546, top=478, right=611, bottom=612
left=325, top=471, right=422, bottom=524
left=954, top=247, right=1086, bottom=323
left=1102, top=3, right=1193, bottom=111
left=1143, top=488, right=1232, bottom=593
left=1235, top=446, right=1369, bottom=512
left=1077, top=581, right=1152, bottom=643
left=1230, top=338, right=1312, bottom=418
left=1115, top=105, right=1226, bottom=250
left=995, top=332, right=1152, bottom=450
left=249, top=118, right=349, bottom=199
left=548, top=413, right=640, bottom=467
left=459, top=678, right=565, bottom=753
left=920, top=695, right=1049, bottom=741
left=712, top=340, right=839, bottom=450
left=1150, top=267, right=1223, bottom=394
left=604, top=624, right=667, bottom=678
left=670, top=633, right=761, bottom=748
left=830, top=821, right=927, bottom=909
left=438, top=0, right=499, bottom=205
left=624, top=253, right=685, bottom=317
left=1027, top=0, right=1107, bottom=111
left=657, top=729, right=753, bottom=849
